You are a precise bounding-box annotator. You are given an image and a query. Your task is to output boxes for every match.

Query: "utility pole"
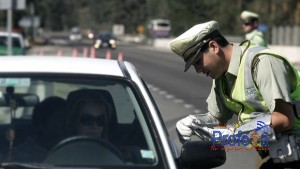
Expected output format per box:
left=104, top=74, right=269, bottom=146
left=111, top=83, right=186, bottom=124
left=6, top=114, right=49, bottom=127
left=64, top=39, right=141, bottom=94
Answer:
left=6, top=0, right=14, bottom=55
left=29, top=2, right=35, bottom=43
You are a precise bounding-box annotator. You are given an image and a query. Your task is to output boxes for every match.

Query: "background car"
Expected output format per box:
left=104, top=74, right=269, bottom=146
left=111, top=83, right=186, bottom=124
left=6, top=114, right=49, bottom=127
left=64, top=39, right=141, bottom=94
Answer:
left=0, top=31, right=27, bottom=55
left=0, top=56, right=225, bottom=169
left=94, top=32, right=117, bottom=49
left=69, top=27, right=82, bottom=42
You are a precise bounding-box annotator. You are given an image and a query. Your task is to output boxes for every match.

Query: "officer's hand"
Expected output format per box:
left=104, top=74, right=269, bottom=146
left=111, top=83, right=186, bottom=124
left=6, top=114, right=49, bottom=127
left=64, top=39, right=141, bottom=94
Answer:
left=176, top=115, right=195, bottom=143
left=176, top=113, right=221, bottom=143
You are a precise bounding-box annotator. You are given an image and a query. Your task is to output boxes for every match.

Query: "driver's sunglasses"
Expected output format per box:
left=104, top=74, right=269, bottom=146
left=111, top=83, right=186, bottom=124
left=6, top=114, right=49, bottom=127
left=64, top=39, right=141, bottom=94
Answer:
left=80, top=114, right=105, bottom=127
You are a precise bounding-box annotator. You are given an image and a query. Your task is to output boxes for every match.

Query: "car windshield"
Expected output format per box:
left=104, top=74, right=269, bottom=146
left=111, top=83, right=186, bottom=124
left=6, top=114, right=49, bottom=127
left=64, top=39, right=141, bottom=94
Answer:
left=0, top=74, right=158, bottom=167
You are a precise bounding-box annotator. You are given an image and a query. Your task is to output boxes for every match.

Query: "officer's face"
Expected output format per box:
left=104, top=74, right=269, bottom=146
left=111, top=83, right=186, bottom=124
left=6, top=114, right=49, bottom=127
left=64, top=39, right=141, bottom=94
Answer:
left=242, top=21, right=255, bottom=33
left=192, top=41, right=227, bottom=79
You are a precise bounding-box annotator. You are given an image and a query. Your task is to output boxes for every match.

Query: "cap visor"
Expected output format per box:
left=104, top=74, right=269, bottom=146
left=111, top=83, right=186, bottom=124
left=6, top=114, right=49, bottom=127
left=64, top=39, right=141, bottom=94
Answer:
left=184, top=49, right=201, bottom=72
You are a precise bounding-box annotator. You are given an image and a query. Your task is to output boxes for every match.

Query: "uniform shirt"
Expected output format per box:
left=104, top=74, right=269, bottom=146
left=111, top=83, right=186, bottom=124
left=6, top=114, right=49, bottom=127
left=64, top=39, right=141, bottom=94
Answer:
left=207, top=43, right=293, bottom=122
left=245, top=29, right=267, bottom=47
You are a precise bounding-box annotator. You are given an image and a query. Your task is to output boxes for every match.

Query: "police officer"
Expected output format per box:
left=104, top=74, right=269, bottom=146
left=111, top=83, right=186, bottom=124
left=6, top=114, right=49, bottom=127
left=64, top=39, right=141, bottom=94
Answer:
left=169, top=20, right=300, bottom=168
left=241, top=10, right=267, bottom=47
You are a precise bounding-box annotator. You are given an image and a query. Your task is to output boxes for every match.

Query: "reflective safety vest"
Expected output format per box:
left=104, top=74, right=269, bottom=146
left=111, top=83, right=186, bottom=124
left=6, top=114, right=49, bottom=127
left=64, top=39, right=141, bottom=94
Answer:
left=218, top=41, right=300, bottom=129
left=245, top=29, right=267, bottom=47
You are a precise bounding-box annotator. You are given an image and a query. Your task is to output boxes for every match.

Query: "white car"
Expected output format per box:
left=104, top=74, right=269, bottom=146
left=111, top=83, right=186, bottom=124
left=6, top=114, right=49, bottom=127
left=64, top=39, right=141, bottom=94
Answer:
left=0, top=56, right=225, bottom=169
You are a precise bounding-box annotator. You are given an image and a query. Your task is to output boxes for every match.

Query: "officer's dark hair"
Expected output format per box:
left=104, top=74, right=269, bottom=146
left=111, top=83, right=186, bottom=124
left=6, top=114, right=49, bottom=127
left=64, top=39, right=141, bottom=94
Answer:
left=200, top=35, right=229, bottom=52
left=246, top=17, right=258, bottom=24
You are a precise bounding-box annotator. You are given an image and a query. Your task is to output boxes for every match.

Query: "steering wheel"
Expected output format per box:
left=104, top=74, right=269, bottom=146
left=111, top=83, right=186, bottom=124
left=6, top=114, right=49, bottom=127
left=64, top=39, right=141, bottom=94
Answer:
left=44, top=136, right=125, bottom=166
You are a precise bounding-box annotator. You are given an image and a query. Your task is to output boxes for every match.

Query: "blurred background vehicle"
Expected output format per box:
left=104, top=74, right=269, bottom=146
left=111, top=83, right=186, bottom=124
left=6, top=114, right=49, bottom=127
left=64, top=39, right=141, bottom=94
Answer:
left=0, top=31, right=28, bottom=55
left=147, top=19, right=171, bottom=38
left=94, top=32, right=117, bottom=49
left=69, top=27, right=82, bottom=42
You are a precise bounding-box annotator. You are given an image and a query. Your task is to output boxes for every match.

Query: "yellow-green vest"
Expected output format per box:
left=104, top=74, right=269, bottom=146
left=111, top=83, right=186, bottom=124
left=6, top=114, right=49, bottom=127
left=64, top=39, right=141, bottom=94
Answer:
left=246, top=29, right=267, bottom=47
left=218, top=42, right=300, bottom=129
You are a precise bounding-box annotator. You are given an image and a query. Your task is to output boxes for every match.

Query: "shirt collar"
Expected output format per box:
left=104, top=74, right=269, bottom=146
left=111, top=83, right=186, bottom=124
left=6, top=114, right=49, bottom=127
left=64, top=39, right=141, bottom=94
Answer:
left=226, top=43, right=242, bottom=76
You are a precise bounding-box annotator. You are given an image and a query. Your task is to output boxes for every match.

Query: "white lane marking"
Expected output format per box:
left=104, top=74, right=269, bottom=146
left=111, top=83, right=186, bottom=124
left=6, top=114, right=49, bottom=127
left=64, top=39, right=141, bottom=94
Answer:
left=165, top=94, right=174, bottom=99
left=194, top=109, right=202, bottom=113
left=158, top=90, right=167, bottom=95
left=151, top=87, right=159, bottom=92
left=184, top=104, right=194, bottom=108
left=147, top=84, right=153, bottom=89
left=147, top=83, right=199, bottom=112
left=174, top=99, right=183, bottom=103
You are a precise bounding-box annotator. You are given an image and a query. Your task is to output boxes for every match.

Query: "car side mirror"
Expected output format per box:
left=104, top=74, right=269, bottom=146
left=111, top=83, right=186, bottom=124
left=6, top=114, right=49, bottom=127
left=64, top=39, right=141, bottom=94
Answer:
left=179, top=141, right=226, bottom=169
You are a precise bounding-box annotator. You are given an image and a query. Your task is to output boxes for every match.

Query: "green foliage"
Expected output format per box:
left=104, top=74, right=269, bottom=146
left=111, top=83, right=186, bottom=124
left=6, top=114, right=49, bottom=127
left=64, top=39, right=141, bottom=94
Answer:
left=19, top=0, right=300, bottom=35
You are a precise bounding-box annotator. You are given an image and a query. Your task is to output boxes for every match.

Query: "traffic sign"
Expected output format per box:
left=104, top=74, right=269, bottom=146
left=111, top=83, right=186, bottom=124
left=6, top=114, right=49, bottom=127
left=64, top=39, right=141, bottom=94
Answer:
left=0, top=0, right=26, bottom=10
left=18, top=16, right=40, bottom=28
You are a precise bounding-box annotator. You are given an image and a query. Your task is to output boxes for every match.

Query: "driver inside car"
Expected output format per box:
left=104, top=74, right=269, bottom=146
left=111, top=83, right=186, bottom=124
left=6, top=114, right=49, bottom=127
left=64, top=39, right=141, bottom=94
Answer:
left=65, top=89, right=113, bottom=140
left=42, top=90, right=126, bottom=165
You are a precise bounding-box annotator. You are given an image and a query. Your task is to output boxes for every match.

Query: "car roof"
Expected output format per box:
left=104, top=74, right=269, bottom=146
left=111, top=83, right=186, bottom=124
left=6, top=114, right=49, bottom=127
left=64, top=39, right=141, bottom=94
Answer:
left=0, top=31, right=23, bottom=38
left=0, top=56, right=125, bottom=76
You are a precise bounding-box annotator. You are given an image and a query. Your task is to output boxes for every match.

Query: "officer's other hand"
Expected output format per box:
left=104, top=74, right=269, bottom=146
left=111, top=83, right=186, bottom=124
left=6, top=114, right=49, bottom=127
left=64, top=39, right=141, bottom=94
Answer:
left=176, top=113, right=221, bottom=143
left=176, top=115, right=198, bottom=143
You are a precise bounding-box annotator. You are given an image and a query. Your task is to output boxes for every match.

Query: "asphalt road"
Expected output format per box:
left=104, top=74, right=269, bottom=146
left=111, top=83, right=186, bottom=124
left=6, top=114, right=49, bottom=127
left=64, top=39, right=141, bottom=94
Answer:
left=28, top=41, right=264, bottom=169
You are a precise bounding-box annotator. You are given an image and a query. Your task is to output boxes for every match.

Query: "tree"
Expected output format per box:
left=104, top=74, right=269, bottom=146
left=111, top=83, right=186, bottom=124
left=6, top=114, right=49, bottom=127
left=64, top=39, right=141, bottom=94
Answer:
left=20, top=0, right=300, bottom=35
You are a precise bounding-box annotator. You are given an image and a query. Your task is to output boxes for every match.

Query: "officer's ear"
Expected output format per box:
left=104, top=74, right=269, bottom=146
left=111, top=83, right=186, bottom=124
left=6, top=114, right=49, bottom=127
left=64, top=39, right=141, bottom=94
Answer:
left=208, top=41, right=219, bottom=54
left=253, top=20, right=259, bottom=28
